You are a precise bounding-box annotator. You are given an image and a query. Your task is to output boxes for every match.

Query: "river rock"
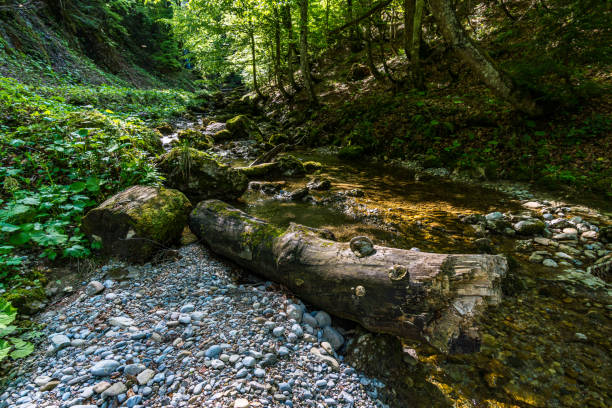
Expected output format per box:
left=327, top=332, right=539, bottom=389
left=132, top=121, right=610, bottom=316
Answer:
left=322, top=326, right=345, bottom=350
left=49, top=334, right=70, bottom=350
left=513, top=219, right=545, bottom=235
left=158, top=147, right=248, bottom=201
left=109, top=316, right=134, bottom=328
left=85, top=280, right=104, bottom=296
left=137, top=369, right=155, bottom=385
left=90, top=360, right=120, bottom=376
left=81, top=186, right=192, bottom=262
left=101, top=382, right=126, bottom=398
left=307, top=178, right=332, bottom=191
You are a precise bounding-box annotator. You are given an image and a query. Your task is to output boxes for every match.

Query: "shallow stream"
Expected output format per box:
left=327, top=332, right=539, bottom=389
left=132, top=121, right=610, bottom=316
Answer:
left=230, top=151, right=611, bottom=407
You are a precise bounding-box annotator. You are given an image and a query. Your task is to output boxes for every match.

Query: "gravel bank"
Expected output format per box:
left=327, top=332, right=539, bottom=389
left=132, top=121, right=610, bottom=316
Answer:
left=3, top=245, right=387, bottom=408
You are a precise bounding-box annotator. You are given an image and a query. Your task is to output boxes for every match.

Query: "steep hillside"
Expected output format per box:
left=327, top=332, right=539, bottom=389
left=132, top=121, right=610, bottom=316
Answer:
left=0, top=0, right=194, bottom=88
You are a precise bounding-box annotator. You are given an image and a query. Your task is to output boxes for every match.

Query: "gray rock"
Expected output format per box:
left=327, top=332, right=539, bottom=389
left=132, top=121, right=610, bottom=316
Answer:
left=108, top=316, right=135, bottom=328
left=286, top=304, right=303, bottom=322
left=543, top=259, right=558, bottom=268
left=124, top=364, right=145, bottom=376
left=90, top=360, right=120, bottom=376
left=272, top=327, right=284, bottom=337
left=136, top=369, right=155, bottom=385
left=302, top=313, right=318, bottom=329
left=49, top=334, right=71, bottom=351
left=322, top=326, right=344, bottom=350
left=180, top=303, right=195, bottom=313
left=101, top=382, right=127, bottom=398
left=314, top=311, right=332, bottom=328
left=85, top=281, right=105, bottom=296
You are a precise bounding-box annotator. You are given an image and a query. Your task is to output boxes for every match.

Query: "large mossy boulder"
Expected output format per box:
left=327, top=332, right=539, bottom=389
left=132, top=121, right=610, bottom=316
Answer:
left=225, top=115, right=263, bottom=142
left=226, top=115, right=250, bottom=138
left=82, top=186, right=192, bottom=262
left=158, top=147, right=248, bottom=201
left=177, top=129, right=213, bottom=150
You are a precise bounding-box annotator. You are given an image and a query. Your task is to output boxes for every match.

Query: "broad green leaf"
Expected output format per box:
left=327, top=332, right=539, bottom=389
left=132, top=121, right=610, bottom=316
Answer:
left=10, top=341, right=34, bottom=359
left=85, top=176, right=101, bottom=192
left=0, top=340, right=10, bottom=362
left=0, top=326, right=16, bottom=337
left=69, top=182, right=86, bottom=193
left=9, top=231, right=31, bottom=246
left=0, top=223, right=20, bottom=233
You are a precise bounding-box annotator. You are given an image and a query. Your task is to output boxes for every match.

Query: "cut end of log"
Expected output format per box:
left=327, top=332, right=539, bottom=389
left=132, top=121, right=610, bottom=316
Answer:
left=189, top=199, right=508, bottom=353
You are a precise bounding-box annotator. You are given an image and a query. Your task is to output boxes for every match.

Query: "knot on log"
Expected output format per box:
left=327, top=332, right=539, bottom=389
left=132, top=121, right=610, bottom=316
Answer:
left=354, top=285, right=366, bottom=296
left=349, top=236, right=376, bottom=257
left=388, top=265, right=409, bottom=281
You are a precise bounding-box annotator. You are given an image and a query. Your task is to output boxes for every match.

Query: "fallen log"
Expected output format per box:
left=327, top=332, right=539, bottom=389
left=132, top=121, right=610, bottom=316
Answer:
left=249, top=143, right=286, bottom=167
left=189, top=200, right=508, bottom=353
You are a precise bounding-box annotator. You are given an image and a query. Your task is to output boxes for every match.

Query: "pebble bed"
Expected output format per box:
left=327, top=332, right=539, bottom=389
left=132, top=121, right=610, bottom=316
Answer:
left=3, top=245, right=387, bottom=408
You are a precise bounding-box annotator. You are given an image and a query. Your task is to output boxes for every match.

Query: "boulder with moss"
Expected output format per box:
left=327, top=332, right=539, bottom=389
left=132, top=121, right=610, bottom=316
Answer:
left=81, top=186, right=192, bottom=263
left=158, top=147, right=248, bottom=201
left=225, top=115, right=263, bottom=142
left=177, top=129, right=213, bottom=150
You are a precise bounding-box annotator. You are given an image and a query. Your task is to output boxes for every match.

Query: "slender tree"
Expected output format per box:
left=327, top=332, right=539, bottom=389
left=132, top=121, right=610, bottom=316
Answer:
left=281, top=4, right=300, bottom=92
left=428, top=0, right=539, bottom=115
left=298, top=0, right=318, bottom=105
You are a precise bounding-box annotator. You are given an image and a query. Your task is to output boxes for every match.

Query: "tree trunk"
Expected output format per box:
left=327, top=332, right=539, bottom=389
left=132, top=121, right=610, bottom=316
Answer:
left=411, top=0, right=425, bottom=88
left=428, top=0, right=540, bottom=115
left=282, top=5, right=300, bottom=92
left=249, top=26, right=264, bottom=99
left=298, top=0, right=318, bottom=105
left=403, top=0, right=415, bottom=59
left=366, top=18, right=385, bottom=82
left=273, top=6, right=291, bottom=99
left=189, top=200, right=508, bottom=353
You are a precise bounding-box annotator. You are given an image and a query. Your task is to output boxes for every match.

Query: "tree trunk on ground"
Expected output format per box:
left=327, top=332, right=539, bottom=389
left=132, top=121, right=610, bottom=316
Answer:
left=428, top=0, right=540, bottom=115
left=273, top=7, right=291, bottom=99
left=298, top=0, right=318, bottom=105
left=190, top=200, right=508, bottom=353
left=411, top=0, right=425, bottom=88
left=282, top=5, right=300, bottom=92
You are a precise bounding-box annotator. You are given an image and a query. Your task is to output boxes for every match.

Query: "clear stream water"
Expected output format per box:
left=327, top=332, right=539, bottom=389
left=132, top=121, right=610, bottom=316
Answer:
left=228, top=150, right=611, bottom=408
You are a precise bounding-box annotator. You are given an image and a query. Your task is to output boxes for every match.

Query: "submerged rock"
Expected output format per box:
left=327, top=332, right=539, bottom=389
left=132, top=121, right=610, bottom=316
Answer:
left=158, top=147, right=248, bottom=201
left=82, top=186, right=192, bottom=262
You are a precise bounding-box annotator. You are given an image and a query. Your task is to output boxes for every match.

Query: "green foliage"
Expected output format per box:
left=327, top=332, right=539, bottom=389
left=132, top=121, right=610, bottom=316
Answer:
left=0, top=298, right=33, bottom=361
left=0, top=77, right=192, bottom=284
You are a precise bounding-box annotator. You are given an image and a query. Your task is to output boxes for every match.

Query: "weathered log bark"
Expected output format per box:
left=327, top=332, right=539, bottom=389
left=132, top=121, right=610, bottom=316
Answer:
left=189, top=200, right=508, bottom=353
left=249, top=143, right=287, bottom=167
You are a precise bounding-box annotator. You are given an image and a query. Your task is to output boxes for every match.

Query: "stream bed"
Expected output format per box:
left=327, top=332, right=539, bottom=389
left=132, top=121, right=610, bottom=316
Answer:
left=230, top=150, right=611, bottom=407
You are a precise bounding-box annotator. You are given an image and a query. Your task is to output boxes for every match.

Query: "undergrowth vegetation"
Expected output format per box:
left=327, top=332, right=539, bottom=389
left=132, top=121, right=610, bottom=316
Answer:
left=0, top=77, right=194, bottom=351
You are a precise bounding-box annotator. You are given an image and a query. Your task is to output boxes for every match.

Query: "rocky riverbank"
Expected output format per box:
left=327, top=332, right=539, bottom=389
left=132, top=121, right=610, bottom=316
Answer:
left=3, top=245, right=386, bottom=408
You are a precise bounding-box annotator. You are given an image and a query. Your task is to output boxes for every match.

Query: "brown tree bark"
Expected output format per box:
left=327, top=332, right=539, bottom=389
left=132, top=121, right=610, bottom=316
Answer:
left=248, top=23, right=264, bottom=99
left=189, top=200, right=509, bottom=353
left=411, top=0, right=425, bottom=88
left=428, top=0, right=540, bottom=115
left=281, top=5, right=300, bottom=92
left=298, top=0, right=318, bottom=105
left=273, top=6, right=291, bottom=99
